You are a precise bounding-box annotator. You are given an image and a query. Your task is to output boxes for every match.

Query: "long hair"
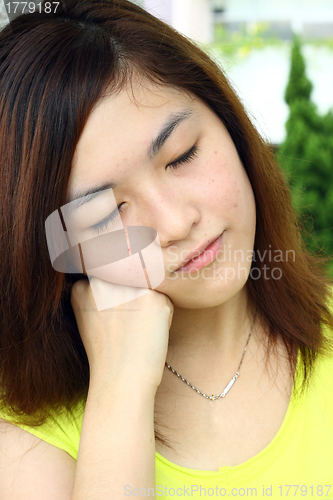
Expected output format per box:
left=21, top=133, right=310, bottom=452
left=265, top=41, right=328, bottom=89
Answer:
left=0, top=0, right=332, bottom=447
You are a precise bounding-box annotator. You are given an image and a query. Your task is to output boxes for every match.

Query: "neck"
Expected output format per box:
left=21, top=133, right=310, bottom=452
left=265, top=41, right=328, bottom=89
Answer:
left=165, top=287, right=259, bottom=379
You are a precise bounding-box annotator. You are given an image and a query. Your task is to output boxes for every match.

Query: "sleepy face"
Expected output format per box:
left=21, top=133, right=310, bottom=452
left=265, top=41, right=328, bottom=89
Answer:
left=65, top=77, right=256, bottom=309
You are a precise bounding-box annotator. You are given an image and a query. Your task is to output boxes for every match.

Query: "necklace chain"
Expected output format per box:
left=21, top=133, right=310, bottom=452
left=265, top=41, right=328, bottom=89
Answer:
left=165, top=312, right=257, bottom=402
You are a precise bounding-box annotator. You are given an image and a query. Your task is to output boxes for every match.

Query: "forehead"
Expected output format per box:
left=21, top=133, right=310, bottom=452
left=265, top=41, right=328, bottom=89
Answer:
left=67, top=79, right=201, bottom=196
left=80, top=80, right=196, bottom=145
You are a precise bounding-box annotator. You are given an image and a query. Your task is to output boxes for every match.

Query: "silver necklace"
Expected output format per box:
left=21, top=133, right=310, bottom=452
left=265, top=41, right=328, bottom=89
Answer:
left=165, top=313, right=256, bottom=402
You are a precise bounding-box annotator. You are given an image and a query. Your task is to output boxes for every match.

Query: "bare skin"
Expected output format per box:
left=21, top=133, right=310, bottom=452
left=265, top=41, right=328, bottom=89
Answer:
left=0, top=79, right=295, bottom=498
left=154, top=327, right=294, bottom=470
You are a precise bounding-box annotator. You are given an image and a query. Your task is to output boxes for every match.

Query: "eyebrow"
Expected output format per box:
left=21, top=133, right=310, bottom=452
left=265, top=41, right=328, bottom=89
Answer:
left=65, top=182, right=116, bottom=214
left=148, top=109, right=193, bottom=159
left=66, top=108, right=193, bottom=213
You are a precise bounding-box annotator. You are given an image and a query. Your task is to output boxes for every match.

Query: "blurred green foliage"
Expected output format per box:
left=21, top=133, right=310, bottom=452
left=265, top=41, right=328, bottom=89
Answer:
left=277, top=36, right=333, bottom=275
left=210, top=22, right=282, bottom=58
left=210, top=22, right=333, bottom=58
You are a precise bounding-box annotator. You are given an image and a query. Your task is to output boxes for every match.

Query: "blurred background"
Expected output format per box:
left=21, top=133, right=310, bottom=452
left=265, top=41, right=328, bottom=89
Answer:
left=1, top=0, right=332, bottom=272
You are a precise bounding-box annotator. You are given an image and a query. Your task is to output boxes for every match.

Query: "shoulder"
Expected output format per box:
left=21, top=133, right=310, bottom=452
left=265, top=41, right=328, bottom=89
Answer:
left=0, top=417, right=76, bottom=499
left=0, top=398, right=86, bottom=460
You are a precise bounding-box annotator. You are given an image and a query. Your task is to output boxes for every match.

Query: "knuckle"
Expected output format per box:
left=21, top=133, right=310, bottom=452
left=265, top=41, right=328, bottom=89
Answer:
left=143, top=289, right=172, bottom=311
left=70, top=279, right=89, bottom=304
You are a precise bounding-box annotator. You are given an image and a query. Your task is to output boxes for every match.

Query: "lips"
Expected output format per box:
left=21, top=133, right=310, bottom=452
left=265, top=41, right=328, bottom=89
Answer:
left=173, top=233, right=223, bottom=272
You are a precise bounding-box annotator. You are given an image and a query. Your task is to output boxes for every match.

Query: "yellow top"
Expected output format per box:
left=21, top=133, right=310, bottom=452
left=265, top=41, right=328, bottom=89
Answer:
left=1, top=329, right=333, bottom=498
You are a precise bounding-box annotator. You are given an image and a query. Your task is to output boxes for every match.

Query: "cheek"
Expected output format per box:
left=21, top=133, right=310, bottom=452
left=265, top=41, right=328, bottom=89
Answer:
left=203, top=156, right=256, bottom=227
left=196, top=158, right=239, bottom=212
left=227, top=178, right=256, bottom=235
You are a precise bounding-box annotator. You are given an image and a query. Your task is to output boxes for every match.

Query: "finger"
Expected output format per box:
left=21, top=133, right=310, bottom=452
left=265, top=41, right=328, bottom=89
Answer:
left=88, top=277, right=150, bottom=311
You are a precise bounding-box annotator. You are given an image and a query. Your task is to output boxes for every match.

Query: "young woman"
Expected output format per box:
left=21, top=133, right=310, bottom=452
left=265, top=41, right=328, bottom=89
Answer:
left=0, top=0, right=332, bottom=498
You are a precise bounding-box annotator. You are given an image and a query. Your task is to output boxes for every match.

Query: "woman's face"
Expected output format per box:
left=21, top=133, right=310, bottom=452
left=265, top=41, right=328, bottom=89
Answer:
left=65, top=79, right=256, bottom=309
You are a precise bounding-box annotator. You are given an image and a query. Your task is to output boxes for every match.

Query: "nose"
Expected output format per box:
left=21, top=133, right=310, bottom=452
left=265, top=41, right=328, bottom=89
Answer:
left=135, top=185, right=200, bottom=247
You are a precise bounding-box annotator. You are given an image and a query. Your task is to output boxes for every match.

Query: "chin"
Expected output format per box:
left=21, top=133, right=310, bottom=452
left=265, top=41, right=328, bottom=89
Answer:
left=159, top=269, right=250, bottom=309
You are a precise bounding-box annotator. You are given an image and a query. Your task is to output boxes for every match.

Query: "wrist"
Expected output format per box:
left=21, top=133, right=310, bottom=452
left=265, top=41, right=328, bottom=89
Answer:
left=88, top=366, right=159, bottom=400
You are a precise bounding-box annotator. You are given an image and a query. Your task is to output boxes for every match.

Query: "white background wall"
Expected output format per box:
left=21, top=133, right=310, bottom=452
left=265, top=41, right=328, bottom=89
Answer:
left=223, top=0, right=333, bottom=19
left=212, top=45, right=333, bottom=144
left=144, top=0, right=213, bottom=43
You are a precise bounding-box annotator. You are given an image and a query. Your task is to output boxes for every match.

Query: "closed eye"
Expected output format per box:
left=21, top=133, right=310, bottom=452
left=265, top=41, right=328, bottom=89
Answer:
left=91, top=144, right=199, bottom=234
left=167, top=144, right=199, bottom=170
left=91, top=205, right=124, bottom=234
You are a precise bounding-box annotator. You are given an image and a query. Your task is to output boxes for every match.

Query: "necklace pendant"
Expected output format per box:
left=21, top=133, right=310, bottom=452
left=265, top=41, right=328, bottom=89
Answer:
left=165, top=310, right=256, bottom=403
left=222, top=372, right=239, bottom=396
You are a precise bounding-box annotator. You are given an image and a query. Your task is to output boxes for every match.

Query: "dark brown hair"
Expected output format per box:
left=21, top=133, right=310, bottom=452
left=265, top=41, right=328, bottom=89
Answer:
left=0, top=0, right=332, bottom=448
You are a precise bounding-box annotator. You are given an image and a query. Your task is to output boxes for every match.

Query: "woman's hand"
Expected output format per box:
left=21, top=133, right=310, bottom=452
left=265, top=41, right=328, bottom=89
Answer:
left=70, top=277, right=174, bottom=391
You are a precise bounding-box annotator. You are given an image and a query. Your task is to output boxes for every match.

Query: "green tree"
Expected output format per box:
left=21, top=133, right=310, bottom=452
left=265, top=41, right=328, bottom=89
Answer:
left=278, top=36, right=333, bottom=273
